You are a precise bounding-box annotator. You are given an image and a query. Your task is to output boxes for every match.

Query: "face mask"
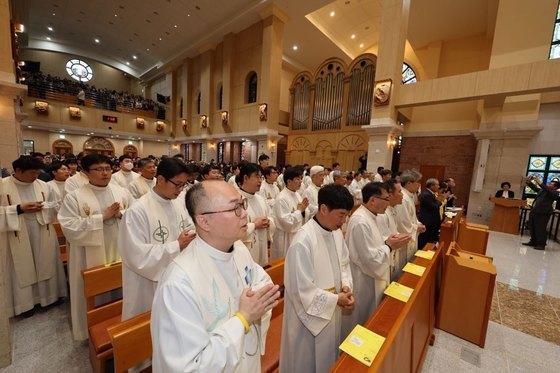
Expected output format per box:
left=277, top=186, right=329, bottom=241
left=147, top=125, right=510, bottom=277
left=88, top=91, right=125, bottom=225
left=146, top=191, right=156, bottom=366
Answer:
left=123, top=162, right=133, bottom=171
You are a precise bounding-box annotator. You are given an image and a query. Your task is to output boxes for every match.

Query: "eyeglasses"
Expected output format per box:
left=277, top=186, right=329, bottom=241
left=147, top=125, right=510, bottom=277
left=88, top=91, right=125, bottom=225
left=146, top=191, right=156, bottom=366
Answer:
left=166, top=178, right=187, bottom=189
left=200, top=198, right=248, bottom=217
left=374, top=195, right=390, bottom=202
left=90, top=167, right=112, bottom=173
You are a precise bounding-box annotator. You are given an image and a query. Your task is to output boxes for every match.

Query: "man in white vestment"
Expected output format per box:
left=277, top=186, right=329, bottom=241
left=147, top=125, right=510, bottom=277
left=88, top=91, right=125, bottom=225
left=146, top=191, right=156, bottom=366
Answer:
left=47, top=161, right=70, bottom=210
left=1, top=156, right=67, bottom=317
left=276, top=167, right=285, bottom=191
left=111, top=155, right=139, bottom=189
left=202, top=164, right=223, bottom=180
left=64, top=167, right=89, bottom=195
left=128, top=157, right=157, bottom=199
left=280, top=184, right=355, bottom=373
left=323, top=162, right=341, bottom=185
left=258, top=154, right=270, bottom=171
left=119, top=158, right=196, bottom=320
left=395, top=170, right=426, bottom=261
left=373, top=166, right=384, bottom=182
left=302, top=165, right=325, bottom=218
left=258, top=166, right=280, bottom=209
left=58, top=154, right=133, bottom=340
left=346, top=182, right=411, bottom=326
left=227, top=163, right=241, bottom=188
left=376, top=180, right=411, bottom=281
left=271, top=167, right=309, bottom=259
left=151, top=181, right=280, bottom=372
left=237, top=163, right=275, bottom=266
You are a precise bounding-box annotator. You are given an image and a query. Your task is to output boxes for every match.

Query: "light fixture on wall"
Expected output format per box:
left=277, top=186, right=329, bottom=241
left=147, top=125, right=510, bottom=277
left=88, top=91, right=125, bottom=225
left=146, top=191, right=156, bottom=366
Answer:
left=387, top=135, right=397, bottom=148
left=200, top=115, right=208, bottom=128
left=128, top=140, right=133, bottom=145
left=58, top=134, right=66, bottom=139
left=14, top=23, right=25, bottom=33
left=136, top=117, right=145, bottom=129
left=34, top=100, right=49, bottom=114
left=221, top=111, right=229, bottom=126
left=258, top=103, right=268, bottom=121
left=155, top=120, right=165, bottom=132
left=181, top=118, right=188, bottom=132
left=68, top=106, right=81, bottom=119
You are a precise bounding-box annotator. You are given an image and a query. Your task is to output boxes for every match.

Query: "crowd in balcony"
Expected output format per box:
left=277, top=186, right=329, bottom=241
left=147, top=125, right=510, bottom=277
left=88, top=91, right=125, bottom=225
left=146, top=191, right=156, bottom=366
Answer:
left=23, top=71, right=165, bottom=118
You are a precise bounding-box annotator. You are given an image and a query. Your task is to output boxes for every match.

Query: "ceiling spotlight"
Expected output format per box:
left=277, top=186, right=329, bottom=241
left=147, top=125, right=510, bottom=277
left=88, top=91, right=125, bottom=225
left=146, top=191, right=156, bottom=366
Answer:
left=187, top=13, right=191, bottom=17
left=52, top=12, right=56, bottom=16
left=46, top=36, right=51, bottom=41
left=114, top=13, right=118, bottom=17
left=47, top=26, right=54, bottom=31
left=146, top=48, right=150, bottom=51
left=359, top=43, right=364, bottom=48
left=174, top=24, right=178, bottom=28
left=132, top=55, right=137, bottom=60
left=158, top=37, right=162, bottom=41
left=126, top=61, right=130, bottom=65
left=93, top=38, right=100, bottom=44
left=329, top=11, right=335, bottom=17
left=292, top=44, right=298, bottom=51
left=351, top=34, right=356, bottom=39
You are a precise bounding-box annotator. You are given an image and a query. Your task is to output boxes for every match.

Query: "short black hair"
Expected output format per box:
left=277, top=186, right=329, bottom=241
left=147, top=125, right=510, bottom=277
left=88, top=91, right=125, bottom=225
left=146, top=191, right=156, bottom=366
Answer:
left=64, top=158, right=77, bottom=166
left=185, top=163, right=200, bottom=175
left=332, top=162, right=340, bottom=168
left=318, top=184, right=354, bottom=211
left=81, top=154, right=112, bottom=172
left=384, top=180, right=396, bottom=193
left=138, top=157, right=155, bottom=169
left=380, top=169, right=392, bottom=177
left=377, top=166, right=384, bottom=173
left=237, top=163, right=261, bottom=185
left=47, top=161, right=65, bottom=176
left=362, top=181, right=388, bottom=204
left=501, top=181, right=511, bottom=189
left=262, top=166, right=278, bottom=178
left=156, top=157, right=188, bottom=179
left=119, top=155, right=132, bottom=163
left=202, top=164, right=221, bottom=176
left=258, top=154, right=270, bottom=162
left=283, top=166, right=303, bottom=183
left=12, top=155, right=44, bottom=172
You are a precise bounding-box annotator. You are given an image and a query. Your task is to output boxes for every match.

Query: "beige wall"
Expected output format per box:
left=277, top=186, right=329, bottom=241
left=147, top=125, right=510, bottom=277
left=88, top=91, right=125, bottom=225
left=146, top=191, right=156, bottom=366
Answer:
left=405, top=101, right=480, bottom=134
left=531, top=103, right=560, bottom=154
left=20, top=49, right=139, bottom=93
left=280, top=65, right=296, bottom=112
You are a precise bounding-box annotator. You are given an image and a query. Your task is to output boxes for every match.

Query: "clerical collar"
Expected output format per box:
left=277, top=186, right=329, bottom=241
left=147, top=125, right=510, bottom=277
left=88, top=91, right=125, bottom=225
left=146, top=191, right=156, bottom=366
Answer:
left=228, top=245, right=234, bottom=253
left=313, top=216, right=333, bottom=232
left=362, top=204, right=377, bottom=216
left=150, top=188, right=172, bottom=202
left=88, top=182, right=108, bottom=190
left=239, top=188, right=255, bottom=197
left=12, top=175, right=31, bottom=185
left=141, top=175, right=154, bottom=181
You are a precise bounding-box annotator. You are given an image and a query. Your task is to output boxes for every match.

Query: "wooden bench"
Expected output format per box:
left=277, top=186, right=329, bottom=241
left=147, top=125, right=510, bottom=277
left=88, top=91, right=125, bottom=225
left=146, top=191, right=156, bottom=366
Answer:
left=108, top=312, right=152, bottom=373
left=53, top=222, right=67, bottom=264
left=83, top=262, right=123, bottom=373
left=261, top=259, right=285, bottom=373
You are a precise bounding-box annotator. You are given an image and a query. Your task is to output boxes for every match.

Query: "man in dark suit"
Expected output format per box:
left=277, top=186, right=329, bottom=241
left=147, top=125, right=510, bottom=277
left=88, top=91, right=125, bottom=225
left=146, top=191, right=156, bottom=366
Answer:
left=418, top=178, right=442, bottom=250
left=523, top=176, right=560, bottom=250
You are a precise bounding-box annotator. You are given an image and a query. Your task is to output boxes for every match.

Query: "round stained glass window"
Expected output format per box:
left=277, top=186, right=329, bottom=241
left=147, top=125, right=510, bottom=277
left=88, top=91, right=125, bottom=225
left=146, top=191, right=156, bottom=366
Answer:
left=65, top=59, right=93, bottom=82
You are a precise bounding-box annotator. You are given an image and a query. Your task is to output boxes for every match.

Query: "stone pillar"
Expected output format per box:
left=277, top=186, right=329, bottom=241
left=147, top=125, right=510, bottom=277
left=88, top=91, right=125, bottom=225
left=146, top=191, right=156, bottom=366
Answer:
left=222, top=33, right=234, bottom=122
left=199, top=49, right=213, bottom=133
left=0, top=0, right=26, bottom=366
left=364, top=0, right=410, bottom=169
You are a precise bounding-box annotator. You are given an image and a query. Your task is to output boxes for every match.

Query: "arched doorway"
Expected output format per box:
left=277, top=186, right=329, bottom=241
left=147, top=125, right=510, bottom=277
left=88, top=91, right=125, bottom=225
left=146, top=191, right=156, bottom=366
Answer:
left=52, top=139, right=73, bottom=156
left=123, top=145, right=138, bottom=158
left=83, top=136, right=115, bottom=156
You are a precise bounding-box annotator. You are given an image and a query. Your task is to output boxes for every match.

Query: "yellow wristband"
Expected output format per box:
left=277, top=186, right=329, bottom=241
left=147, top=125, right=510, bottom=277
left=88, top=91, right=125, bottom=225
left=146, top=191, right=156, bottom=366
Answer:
left=235, top=312, right=250, bottom=334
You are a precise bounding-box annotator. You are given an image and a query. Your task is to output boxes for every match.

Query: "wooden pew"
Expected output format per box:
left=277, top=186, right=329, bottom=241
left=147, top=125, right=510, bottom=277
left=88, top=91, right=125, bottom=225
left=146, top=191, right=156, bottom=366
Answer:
left=439, top=210, right=462, bottom=252
left=457, top=218, right=489, bottom=255
left=53, top=222, right=68, bottom=264
left=108, top=312, right=152, bottom=373
left=332, top=243, right=442, bottom=372
left=83, top=262, right=123, bottom=373
left=261, top=259, right=285, bottom=373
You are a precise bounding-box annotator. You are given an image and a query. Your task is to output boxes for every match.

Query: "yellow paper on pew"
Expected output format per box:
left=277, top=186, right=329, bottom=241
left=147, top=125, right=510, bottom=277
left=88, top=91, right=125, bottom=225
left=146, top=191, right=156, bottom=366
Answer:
left=339, top=324, right=385, bottom=367
left=384, top=281, right=414, bottom=303
left=403, top=262, right=426, bottom=276
left=414, top=250, right=435, bottom=260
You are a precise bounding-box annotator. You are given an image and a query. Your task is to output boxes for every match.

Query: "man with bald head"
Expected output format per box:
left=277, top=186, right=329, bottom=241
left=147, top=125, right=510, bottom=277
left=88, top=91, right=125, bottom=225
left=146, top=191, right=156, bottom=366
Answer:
left=151, top=180, right=280, bottom=372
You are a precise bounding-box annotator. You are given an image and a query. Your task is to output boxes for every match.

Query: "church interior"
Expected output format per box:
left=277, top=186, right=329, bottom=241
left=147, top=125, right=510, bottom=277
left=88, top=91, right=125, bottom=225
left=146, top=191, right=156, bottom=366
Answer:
left=1, top=0, right=560, bottom=372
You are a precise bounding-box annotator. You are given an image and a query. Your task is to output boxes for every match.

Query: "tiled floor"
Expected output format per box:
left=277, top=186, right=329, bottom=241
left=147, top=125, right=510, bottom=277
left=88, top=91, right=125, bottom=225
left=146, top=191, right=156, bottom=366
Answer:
left=1, top=232, right=559, bottom=372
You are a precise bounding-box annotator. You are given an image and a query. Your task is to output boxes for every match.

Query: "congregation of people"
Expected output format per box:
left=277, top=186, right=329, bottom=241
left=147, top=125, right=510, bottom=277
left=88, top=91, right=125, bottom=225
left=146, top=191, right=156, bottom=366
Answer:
left=0, top=151, right=515, bottom=373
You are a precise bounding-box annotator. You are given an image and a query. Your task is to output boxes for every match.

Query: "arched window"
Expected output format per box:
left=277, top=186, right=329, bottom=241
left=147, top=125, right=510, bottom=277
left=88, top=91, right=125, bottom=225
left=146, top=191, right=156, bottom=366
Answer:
left=217, top=84, right=223, bottom=110
left=550, top=1, right=560, bottom=59
left=246, top=72, right=258, bottom=104
left=402, top=63, right=417, bottom=84
left=196, top=91, right=201, bottom=114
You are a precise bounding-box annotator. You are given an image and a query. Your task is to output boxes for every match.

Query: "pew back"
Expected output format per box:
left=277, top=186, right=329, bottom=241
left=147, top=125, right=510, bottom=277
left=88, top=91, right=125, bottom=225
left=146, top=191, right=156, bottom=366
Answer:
left=82, top=261, right=123, bottom=311
left=108, top=312, right=152, bottom=373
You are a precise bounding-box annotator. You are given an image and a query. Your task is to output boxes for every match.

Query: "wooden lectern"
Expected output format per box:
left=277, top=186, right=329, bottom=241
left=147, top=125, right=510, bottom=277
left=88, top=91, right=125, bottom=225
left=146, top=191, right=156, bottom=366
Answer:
left=489, top=197, right=526, bottom=234
left=437, top=243, right=496, bottom=347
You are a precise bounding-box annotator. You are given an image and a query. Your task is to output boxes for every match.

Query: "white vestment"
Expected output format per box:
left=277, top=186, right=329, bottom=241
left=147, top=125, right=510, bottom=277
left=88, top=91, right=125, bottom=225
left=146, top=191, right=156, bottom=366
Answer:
left=373, top=173, right=383, bottom=182
left=58, top=182, right=133, bottom=340
left=151, top=238, right=272, bottom=373
left=395, top=188, right=421, bottom=261
left=322, top=171, right=334, bottom=186
left=348, top=179, right=363, bottom=203
left=279, top=219, right=352, bottom=373
left=257, top=181, right=280, bottom=209
left=111, top=169, right=139, bottom=189
left=276, top=174, right=285, bottom=190
left=239, top=189, right=275, bottom=267
left=271, top=188, right=304, bottom=260
left=119, top=189, right=194, bottom=320
left=1, top=177, right=67, bottom=316
left=48, top=179, right=66, bottom=204
left=128, top=176, right=156, bottom=199
left=346, top=205, right=391, bottom=325
left=377, top=205, right=407, bottom=280
left=302, top=183, right=321, bottom=218
left=64, top=171, right=89, bottom=195
left=227, top=175, right=239, bottom=189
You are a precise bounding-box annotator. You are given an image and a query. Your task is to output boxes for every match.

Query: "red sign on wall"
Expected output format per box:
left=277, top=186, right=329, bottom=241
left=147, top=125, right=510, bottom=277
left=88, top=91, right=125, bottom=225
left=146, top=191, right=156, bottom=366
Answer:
left=103, top=115, right=118, bottom=123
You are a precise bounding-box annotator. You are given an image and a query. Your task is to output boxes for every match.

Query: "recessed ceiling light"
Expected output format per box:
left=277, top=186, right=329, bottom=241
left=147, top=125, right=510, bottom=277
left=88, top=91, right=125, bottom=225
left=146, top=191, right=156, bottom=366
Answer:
left=52, top=12, right=56, bottom=16
left=174, top=24, right=178, bottom=28
left=187, top=13, right=190, bottom=17
left=351, top=34, right=356, bottom=39
left=114, top=13, right=118, bottom=17
left=93, top=38, right=100, bottom=44
left=126, top=61, right=130, bottom=65
left=158, top=37, right=162, bottom=41
left=46, top=36, right=51, bottom=41
left=27, top=125, right=32, bottom=128
left=146, top=48, right=150, bottom=51
left=359, top=43, right=364, bottom=48
left=132, top=55, right=137, bottom=60
left=330, top=11, right=335, bottom=17
left=47, top=26, right=54, bottom=31
left=292, top=44, right=298, bottom=51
